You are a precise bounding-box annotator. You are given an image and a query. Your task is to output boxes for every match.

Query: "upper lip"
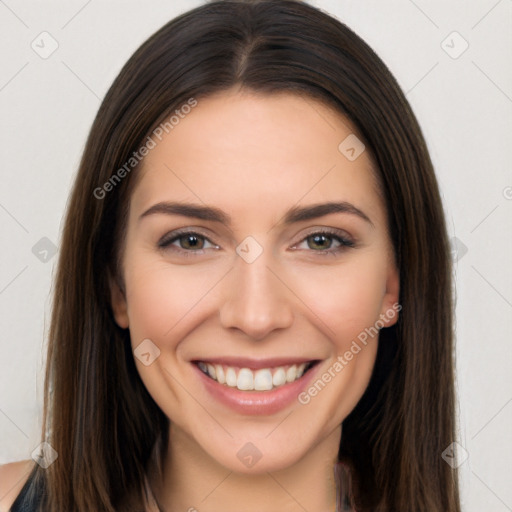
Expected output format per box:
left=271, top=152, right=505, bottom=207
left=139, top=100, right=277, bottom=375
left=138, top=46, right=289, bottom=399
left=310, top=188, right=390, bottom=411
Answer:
left=192, top=357, right=318, bottom=370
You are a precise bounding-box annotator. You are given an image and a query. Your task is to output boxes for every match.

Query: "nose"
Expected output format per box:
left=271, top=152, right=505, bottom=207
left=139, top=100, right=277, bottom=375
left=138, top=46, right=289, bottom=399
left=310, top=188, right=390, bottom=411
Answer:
left=219, top=252, right=294, bottom=340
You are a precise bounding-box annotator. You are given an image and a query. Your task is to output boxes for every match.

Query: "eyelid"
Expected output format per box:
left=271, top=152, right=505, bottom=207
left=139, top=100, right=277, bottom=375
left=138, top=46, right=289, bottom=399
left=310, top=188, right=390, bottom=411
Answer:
left=290, top=226, right=355, bottom=247
left=285, top=228, right=356, bottom=259
left=158, top=226, right=356, bottom=255
left=158, top=227, right=219, bottom=251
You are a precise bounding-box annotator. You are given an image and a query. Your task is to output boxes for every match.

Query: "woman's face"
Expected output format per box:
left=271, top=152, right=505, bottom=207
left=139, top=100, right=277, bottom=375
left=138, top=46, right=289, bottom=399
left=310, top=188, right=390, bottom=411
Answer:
left=111, top=89, right=399, bottom=474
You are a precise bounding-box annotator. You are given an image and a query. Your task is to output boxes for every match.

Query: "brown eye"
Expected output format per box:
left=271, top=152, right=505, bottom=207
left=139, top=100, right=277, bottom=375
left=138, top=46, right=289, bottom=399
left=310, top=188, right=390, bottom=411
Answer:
left=158, top=231, right=218, bottom=252
left=293, top=230, right=355, bottom=254
left=307, top=233, right=334, bottom=250
left=177, top=233, right=205, bottom=250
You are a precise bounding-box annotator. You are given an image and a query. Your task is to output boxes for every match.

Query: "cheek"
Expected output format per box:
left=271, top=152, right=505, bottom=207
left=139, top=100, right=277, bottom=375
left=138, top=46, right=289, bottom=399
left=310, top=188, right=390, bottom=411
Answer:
left=122, top=258, right=221, bottom=421
left=289, top=257, right=388, bottom=349
left=124, top=255, right=225, bottom=345
left=291, top=259, right=386, bottom=421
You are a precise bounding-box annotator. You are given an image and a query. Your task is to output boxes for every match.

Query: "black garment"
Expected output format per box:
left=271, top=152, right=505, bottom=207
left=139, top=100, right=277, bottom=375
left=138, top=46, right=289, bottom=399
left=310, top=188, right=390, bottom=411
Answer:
left=9, top=466, right=45, bottom=512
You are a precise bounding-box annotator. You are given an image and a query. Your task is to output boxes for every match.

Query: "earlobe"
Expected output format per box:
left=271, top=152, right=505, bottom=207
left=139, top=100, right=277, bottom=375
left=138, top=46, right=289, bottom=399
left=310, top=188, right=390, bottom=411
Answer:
left=380, top=262, right=400, bottom=328
left=109, top=275, right=129, bottom=329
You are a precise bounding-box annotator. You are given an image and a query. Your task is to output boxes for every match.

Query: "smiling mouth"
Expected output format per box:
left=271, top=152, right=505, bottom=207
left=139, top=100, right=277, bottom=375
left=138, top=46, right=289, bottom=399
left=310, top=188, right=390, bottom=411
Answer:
left=194, top=360, right=319, bottom=391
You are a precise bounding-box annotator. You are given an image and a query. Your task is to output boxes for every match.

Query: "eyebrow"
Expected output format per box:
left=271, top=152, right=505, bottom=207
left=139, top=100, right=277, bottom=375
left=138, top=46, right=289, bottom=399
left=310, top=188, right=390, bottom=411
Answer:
left=138, top=201, right=374, bottom=227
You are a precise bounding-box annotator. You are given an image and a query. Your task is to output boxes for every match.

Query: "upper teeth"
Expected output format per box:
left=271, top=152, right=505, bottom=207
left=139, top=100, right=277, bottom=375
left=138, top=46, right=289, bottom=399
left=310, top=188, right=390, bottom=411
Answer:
left=197, top=362, right=309, bottom=391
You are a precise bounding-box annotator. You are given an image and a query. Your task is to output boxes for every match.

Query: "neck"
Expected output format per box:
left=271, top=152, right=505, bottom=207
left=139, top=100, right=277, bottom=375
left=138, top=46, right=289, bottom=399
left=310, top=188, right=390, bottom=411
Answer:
left=151, top=424, right=341, bottom=512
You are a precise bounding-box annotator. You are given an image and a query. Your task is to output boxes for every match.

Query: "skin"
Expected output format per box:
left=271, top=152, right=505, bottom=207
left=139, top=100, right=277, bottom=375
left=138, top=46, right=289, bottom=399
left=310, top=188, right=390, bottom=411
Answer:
left=110, top=88, right=400, bottom=512
left=0, top=460, right=35, bottom=511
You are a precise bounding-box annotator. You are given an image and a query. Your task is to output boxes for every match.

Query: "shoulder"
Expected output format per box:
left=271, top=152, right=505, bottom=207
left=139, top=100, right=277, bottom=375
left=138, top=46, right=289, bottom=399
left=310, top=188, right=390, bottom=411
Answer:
left=0, top=460, right=35, bottom=512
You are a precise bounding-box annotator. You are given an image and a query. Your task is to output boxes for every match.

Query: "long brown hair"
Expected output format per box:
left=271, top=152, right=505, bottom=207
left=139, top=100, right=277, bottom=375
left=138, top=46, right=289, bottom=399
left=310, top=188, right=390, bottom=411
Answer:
left=29, top=1, right=460, bottom=510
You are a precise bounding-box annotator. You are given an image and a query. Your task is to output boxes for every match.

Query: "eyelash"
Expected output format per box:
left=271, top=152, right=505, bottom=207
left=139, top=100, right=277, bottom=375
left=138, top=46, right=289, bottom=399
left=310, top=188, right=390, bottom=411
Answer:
left=158, top=228, right=355, bottom=258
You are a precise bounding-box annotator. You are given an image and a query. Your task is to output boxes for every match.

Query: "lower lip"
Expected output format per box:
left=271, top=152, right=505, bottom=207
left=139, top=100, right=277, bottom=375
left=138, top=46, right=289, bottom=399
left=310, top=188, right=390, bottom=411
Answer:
left=193, top=363, right=319, bottom=415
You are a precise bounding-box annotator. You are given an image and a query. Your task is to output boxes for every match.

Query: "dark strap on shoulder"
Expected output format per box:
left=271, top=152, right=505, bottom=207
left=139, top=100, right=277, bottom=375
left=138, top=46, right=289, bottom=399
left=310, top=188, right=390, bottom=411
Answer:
left=10, top=466, right=46, bottom=512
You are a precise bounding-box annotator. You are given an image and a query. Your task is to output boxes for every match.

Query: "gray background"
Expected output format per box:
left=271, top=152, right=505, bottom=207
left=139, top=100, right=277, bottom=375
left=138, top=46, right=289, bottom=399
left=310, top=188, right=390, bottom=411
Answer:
left=1, top=1, right=511, bottom=510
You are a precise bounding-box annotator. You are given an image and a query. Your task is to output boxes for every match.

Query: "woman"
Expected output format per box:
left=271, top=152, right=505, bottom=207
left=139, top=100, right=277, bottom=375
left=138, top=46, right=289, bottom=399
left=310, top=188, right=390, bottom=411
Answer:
left=0, top=0, right=460, bottom=510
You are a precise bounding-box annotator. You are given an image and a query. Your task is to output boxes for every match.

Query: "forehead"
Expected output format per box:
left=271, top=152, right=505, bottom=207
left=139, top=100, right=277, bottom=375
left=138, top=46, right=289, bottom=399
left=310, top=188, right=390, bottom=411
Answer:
left=130, top=89, right=385, bottom=228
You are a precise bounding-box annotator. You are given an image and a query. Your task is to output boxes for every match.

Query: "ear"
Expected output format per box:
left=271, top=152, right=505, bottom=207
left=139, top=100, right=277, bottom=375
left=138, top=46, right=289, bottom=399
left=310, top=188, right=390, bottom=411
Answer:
left=379, top=259, right=400, bottom=328
left=109, top=274, right=129, bottom=329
